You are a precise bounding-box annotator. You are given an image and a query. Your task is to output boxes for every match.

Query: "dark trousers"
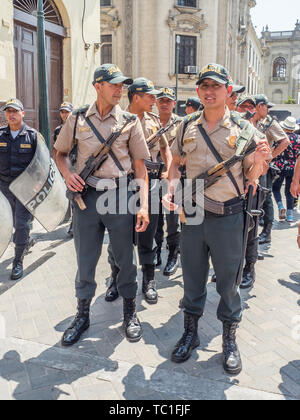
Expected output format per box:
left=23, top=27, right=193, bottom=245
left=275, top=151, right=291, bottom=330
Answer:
left=181, top=212, right=244, bottom=323
left=155, top=206, right=180, bottom=249
left=260, top=170, right=274, bottom=225
left=245, top=192, right=259, bottom=265
left=272, top=172, right=294, bottom=211
left=73, top=187, right=137, bottom=300
left=136, top=182, right=161, bottom=266
left=0, top=180, right=32, bottom=255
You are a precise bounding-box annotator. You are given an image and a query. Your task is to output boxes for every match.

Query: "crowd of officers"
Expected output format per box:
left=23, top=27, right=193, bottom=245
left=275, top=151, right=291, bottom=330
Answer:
left=1, top=62, right=300, bottom=376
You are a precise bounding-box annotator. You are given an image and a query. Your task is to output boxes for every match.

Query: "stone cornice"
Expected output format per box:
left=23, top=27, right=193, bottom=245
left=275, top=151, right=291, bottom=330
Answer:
left=167, top=9, right=208, bottom=33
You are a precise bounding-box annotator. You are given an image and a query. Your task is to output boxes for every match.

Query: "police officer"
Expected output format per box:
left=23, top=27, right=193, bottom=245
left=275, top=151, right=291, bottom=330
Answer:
left=252, top=94, right=290, bottom=246
left=235, top=94, right=268, bottom=288
left=155, top=87, right=182, bottom=276
left=180, top=97, right=203, bottom=115
left=129, top=78, right=172, bottom=304
left=163, top=64, right=270, bottom=373
left=53, top=102, right=74, bottom=237
left=105, top=78, right=172, bottom=304
left=0, top=99, right=37, bottom=280
left=53, top=102, right=74, bottom=161
left=226, top=82, right=246, bottom=111
left=55, top=64, right=150, bottom=346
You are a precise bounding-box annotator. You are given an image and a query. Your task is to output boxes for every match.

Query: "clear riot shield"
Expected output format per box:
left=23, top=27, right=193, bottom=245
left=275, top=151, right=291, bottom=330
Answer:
left=9, top=133, right=69, bottom=232
left=0, top=191, right=13, bottom=258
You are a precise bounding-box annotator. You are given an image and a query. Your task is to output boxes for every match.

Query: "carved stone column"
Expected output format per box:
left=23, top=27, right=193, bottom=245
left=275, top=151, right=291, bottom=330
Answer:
left=123, top=0, right=133, bottom=76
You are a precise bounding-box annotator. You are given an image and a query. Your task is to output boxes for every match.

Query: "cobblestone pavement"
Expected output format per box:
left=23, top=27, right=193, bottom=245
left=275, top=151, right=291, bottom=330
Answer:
left=0, top=206, right=299, bottom=401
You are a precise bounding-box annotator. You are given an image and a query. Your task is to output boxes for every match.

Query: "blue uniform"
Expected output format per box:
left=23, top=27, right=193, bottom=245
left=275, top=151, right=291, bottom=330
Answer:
left=0, top=124, right=37, bottom=256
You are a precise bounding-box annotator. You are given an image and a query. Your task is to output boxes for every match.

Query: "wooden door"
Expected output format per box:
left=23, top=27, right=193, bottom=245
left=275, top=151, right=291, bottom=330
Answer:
left=14, top=22, right=63, bottom=137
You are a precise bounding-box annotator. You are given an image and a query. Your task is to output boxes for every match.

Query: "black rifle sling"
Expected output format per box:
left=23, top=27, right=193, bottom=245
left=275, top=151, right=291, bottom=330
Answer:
left=198, top=125, right=242, bottom=198
left=83, top=116, right=126, bottom=173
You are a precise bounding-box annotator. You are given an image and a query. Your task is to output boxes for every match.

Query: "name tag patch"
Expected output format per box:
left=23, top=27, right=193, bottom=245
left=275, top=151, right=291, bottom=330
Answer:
left=183, top=138, right=194, bottom=145
left=0, top=142, right=7, bottom=147
left=79, top=127, right=91, bottom=133
left=20, top=144, right=32, bottom=149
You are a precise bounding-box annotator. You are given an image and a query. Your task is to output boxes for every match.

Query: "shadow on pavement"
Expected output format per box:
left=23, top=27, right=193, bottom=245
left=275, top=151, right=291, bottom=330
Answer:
left=278, top=272, right=300, bottom=306
left=0, top=252, right=56, bottom=297
left=278, top=360, right=300, bottom=400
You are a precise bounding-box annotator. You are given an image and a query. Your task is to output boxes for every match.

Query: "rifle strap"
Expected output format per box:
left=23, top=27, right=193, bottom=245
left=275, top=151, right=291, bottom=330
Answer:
left=198, top=125, right=242, bottom=198
left=83, top=116, right=126, bottom=174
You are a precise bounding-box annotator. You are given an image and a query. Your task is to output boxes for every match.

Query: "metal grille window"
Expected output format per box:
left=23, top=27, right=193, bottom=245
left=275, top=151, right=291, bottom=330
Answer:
left=101, top=35, right=112, bottom=64
left=178, top=35, right=197, bottom=74
left=13, top=0, right=63, bottom=26
left=273, top=57, right=287, bottom=79
left=177, top=0, right=197, bottom=7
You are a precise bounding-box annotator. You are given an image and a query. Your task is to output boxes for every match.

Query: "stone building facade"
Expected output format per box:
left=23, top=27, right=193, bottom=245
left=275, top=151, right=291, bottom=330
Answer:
left=100, top=0, right=260, bottom=110
left=247, top=21, right=264, bottom=95
left=0, top=0, right=100, bottom=131
left=261, top=21, right=300, bottom=104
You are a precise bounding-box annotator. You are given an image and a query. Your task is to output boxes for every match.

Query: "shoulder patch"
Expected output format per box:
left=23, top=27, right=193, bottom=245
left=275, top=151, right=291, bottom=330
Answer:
left=184, top=111, right=202, bottom=125
left=72, top=104, right=89, bottom=116
left=230, top=111, right=248, bottom=129
left=147, top=111, right=160, bottom=121
left=121, top=111, right=137, bottom=122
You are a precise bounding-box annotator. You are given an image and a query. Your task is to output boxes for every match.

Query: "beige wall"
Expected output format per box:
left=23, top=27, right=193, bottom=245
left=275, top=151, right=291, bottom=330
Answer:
left=0, top=0, right=100, bottom=108
left=53, top=0, right=101, bottom=107
left=0, top=0, right=16, bottom=103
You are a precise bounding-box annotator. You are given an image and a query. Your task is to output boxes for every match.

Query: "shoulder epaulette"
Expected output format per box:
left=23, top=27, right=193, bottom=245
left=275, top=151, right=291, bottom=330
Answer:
left=184, top=110, right=202, bottom=125
left=147, top=111, right=160, bottom=120
left=72, top=104, right=89, bottom=116
left=230, top=111, right=248, bottom=129
left=121, top=110, right=137, bottom=122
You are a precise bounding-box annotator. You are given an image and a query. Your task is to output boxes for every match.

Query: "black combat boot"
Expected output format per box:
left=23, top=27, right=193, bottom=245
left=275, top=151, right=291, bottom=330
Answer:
left=222, top=322, right=242, bottom=375
left=105, top=266, right=120, bottom=302
left=240, top=263, right=256, bottom=289
left=171, top=313, right=200, bottom=363
left=61, top=299, right=92, bottom=346
left=142, top=264, right=158, bottom=304
left=163, top=245, right=179, bottom=277
left=155, top=246, right=162, bottom=267
left=123, top=298, right=142, bottom=342
left=259, top=223, right=272, bottom=245
left=10, top=246, right=26, bottom=281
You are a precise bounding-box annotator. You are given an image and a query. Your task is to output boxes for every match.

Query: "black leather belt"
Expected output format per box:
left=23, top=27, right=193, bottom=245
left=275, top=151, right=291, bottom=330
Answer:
left=87, top=173, right=134, bottom=191
left=205, top=198, right=245, bottom=218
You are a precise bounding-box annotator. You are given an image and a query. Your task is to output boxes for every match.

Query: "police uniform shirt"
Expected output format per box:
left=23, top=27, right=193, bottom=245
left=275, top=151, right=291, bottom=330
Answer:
left=262, top=119, right=288, bottom=148
left=54, top=102, right=150, bottom=179
left=164, top=113, right=182, bottom=147
left=141, top=112, right=168, bottom=162
left=171, top=107, right=257, bottom=203
left=0, top=124, right=37, bottom=182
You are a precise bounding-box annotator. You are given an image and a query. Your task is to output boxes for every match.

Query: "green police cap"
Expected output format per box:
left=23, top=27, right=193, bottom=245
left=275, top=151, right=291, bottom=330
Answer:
left=254, top=94, right=275, bottom=109
left=236, top=94, right=256, bottom=107
left=59, top=102, right=74, bottom=112
left=128, top=78, right=161, bottom=95
left=2, top=98, right=24, bottom=112
left=196, top=64, right=231, bottom=86
left=93, top=64, right=133, bottom=86
left=180, top=97, right=202, bottom=110
left=156, top=87, right=176, bottom=101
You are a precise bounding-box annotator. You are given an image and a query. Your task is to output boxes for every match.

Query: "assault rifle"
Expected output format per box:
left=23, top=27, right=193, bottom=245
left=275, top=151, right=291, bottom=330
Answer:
left=146, top=119, right=180, bottom=150
left=67, top=117, right=133, bottom=211
left=177, top=121, right=258, bottom=222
